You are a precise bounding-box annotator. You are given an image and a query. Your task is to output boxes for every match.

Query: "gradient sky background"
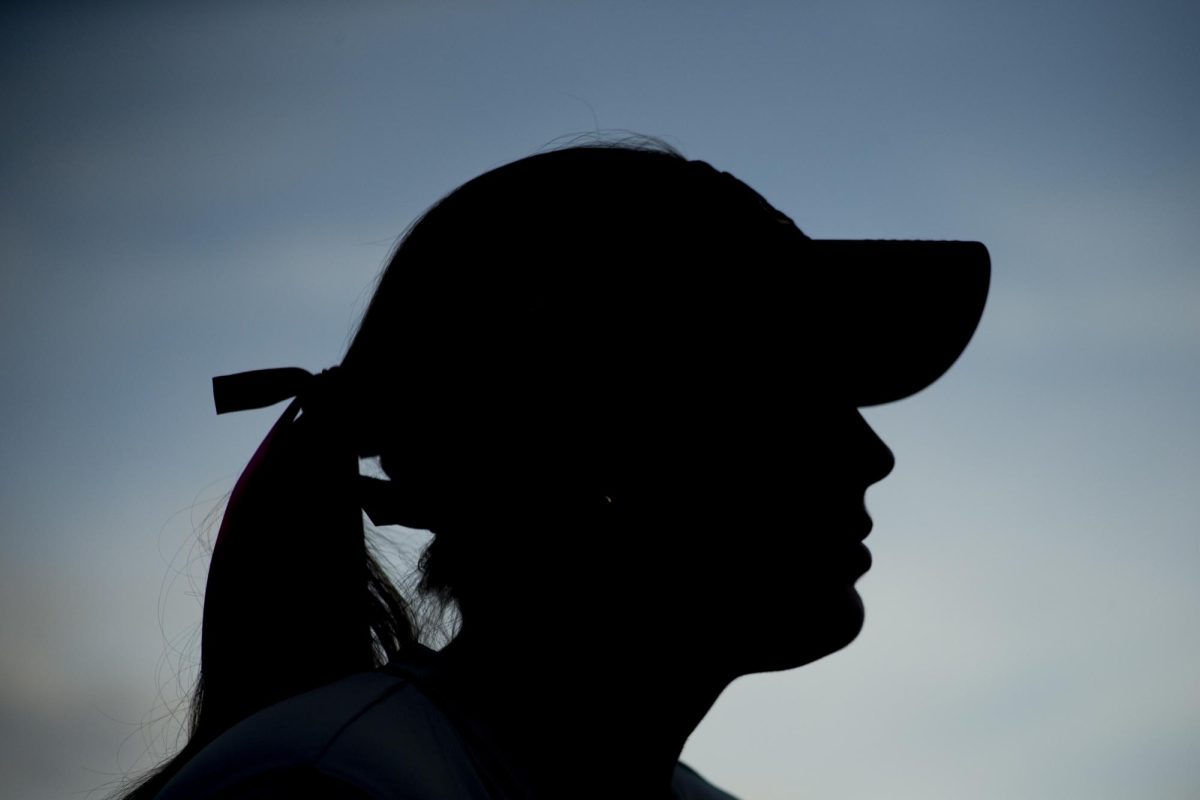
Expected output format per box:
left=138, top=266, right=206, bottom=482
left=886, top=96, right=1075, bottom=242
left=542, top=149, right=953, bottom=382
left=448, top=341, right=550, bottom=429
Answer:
left=2, top=2, right=1198, bottom=799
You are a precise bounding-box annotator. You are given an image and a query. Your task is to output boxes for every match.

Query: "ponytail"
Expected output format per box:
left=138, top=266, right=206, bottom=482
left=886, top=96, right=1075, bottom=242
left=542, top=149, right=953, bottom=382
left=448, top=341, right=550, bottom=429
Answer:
left=113, top=366, right=418, bottom=799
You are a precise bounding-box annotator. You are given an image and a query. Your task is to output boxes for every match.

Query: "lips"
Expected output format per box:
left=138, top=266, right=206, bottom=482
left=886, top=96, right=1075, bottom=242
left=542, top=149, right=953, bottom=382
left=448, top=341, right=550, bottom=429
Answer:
left=856, top=509, right=874, bottom=542
left=852, top=541, right=872, bottom=574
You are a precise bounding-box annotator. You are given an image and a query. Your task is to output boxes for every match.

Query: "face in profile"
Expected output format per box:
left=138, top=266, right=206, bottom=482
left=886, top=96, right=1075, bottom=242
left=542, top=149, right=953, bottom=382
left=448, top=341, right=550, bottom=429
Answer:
left=605, top=388, right=895, bottom=678
left=717, top=400, right=894, bottom=674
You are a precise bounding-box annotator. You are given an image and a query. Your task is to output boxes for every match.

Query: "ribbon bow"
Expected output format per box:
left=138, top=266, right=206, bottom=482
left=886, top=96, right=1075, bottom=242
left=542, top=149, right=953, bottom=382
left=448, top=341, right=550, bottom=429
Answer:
left=211, top=366, right=413, bottom=528
left=213, top=366, right=339, bottom=415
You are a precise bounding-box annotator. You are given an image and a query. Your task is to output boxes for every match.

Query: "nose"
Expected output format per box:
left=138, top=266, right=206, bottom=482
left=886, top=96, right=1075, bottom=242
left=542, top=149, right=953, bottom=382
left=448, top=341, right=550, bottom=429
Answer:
left=858, top=412, right=895, bottom=486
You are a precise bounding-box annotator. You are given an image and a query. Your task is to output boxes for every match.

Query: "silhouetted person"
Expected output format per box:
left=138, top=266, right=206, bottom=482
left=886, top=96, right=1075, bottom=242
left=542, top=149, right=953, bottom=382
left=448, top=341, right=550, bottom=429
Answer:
left=116, top=140, right=989, bottom=799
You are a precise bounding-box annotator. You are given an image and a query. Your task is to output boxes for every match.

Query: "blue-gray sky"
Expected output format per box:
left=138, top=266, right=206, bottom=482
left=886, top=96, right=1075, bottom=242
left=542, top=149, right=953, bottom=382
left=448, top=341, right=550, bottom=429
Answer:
left=2, top=2, right=1197, bottom=798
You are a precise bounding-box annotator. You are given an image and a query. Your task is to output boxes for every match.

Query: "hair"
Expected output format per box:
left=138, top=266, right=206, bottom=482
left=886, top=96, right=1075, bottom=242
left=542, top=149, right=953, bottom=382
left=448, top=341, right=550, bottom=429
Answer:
left=111, top=134, right=790, bottom=799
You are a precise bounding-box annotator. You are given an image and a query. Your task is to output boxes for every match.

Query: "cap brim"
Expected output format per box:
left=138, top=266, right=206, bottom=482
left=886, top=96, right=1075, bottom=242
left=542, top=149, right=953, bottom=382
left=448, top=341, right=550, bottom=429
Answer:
left=807, top=240, right=990, bottom=407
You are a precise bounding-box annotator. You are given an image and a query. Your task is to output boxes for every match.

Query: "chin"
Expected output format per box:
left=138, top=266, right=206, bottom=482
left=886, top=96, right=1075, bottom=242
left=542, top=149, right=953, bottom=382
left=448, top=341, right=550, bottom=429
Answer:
left=744, top=587, right=867, bottom=674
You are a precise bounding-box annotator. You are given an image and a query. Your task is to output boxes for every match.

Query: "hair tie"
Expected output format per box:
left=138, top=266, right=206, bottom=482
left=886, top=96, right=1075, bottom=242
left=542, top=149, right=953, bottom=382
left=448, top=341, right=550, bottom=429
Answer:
left=212, top=365, right=409, bottom=528
left=213, top=366, right=341, bottom=415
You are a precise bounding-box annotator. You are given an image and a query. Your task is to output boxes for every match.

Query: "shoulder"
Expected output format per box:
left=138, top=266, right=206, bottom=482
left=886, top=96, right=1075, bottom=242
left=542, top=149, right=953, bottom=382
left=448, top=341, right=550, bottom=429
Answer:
left=673, top=762, right=741, bottom=800
left=155, top=670, right=490, bottom=800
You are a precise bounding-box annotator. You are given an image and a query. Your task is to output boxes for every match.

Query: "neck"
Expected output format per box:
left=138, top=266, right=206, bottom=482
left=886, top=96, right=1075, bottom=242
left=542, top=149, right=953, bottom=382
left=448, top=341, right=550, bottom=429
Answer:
left=422, top=626, right=733, bottom=799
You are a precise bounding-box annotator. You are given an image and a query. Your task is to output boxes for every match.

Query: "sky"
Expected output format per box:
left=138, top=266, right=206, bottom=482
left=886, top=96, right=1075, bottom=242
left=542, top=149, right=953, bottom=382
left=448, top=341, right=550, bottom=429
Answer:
left=1, top=1, right=1198, bottom=798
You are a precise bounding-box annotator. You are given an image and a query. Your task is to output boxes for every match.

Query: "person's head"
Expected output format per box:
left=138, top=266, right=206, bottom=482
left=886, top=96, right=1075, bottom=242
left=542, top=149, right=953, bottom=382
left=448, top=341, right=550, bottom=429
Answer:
left=116, top=138, right=987, bottom=800
left=339, top=142, right=898, bottom=675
